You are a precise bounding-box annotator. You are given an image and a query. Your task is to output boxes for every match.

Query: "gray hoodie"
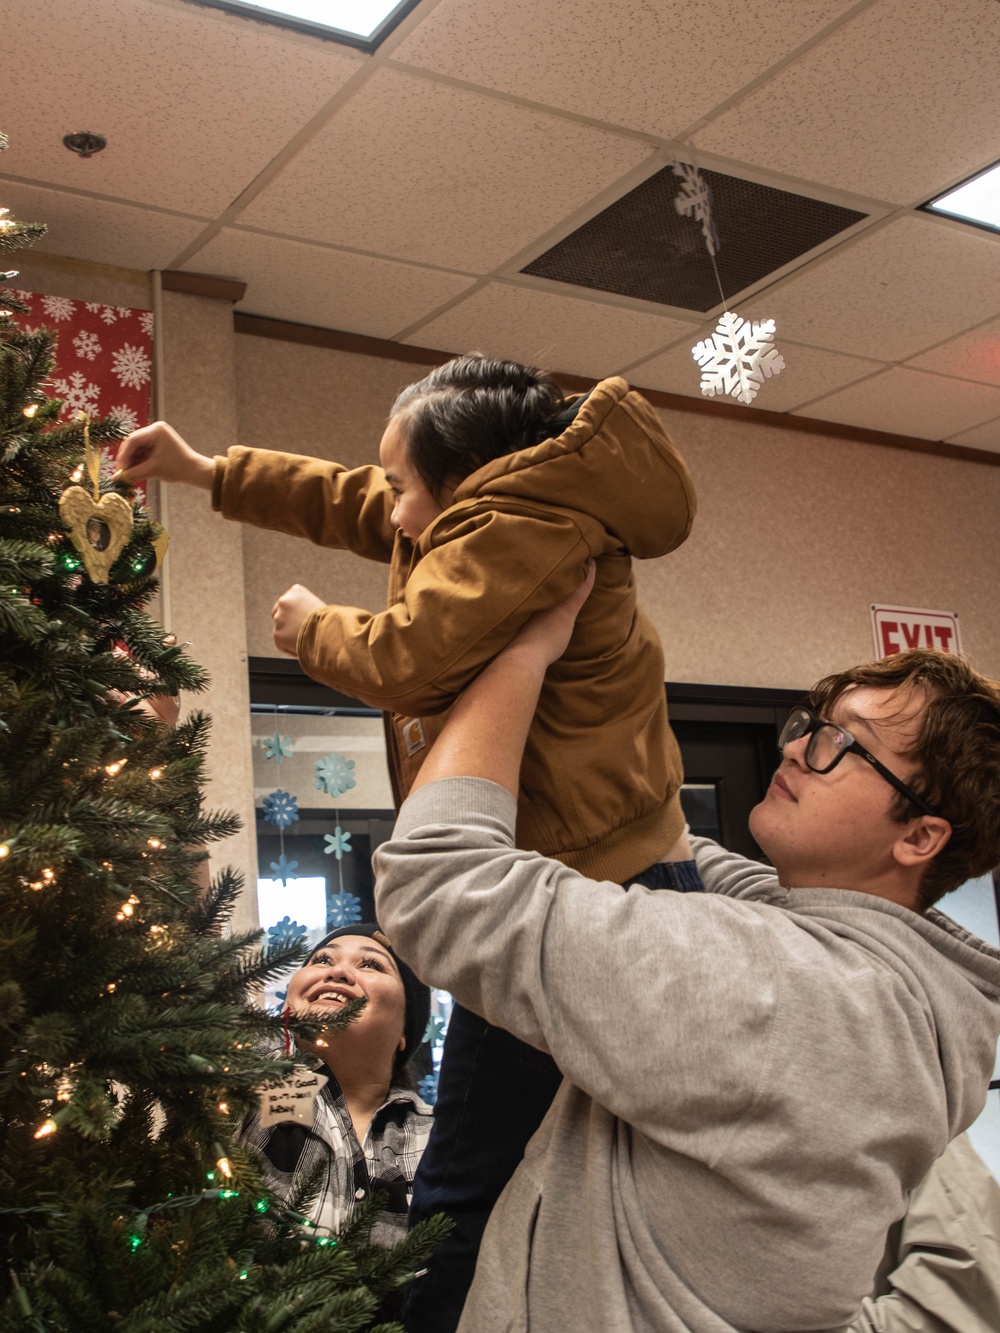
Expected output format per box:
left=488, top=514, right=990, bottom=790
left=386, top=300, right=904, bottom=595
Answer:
left=374, top=778, right=1000, bottom=1333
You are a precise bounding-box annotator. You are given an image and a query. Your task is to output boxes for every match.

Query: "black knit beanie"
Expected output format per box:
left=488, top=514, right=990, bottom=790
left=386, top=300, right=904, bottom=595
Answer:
left=305, top=923, right=430, bottom=1076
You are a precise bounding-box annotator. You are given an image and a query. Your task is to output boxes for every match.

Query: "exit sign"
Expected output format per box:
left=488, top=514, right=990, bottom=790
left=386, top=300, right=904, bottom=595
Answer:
left=871, top=604, right=962, bottom=658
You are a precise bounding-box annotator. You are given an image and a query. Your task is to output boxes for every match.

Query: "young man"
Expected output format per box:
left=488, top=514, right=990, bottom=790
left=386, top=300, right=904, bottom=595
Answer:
left=373, top=569, right=1000, bottom=1333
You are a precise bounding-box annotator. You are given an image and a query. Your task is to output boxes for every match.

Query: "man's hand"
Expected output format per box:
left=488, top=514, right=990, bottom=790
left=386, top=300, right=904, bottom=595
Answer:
left=112, top=421, right=214, bottom=490
left=272, top=584, right=325, bottom=656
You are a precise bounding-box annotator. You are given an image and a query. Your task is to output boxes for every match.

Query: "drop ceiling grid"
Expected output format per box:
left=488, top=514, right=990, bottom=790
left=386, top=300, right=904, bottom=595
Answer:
left=400, top=281, right=698, bottom=379
left=2, top=0, right=364, bottom=218
left=724, top=215, right=1000, bottom=364
left=390, top=0, right=864, bottom=140
left=0, top=179, right=210, bottom=272
left=794, top=366, right=1000, bottom=442
left=696, top=0, right=1000, bottom=205
left=236, top=67, right=657, bottom=270
left=906, top=317, right=1000, bottom=389
left=946, top=417, right=1000, bottom=452
left=183, top=227, right=477, bottom=337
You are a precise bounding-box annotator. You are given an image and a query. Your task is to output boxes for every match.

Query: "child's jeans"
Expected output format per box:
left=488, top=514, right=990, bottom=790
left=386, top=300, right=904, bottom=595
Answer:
left=403, top=857, right=704, bottom=1333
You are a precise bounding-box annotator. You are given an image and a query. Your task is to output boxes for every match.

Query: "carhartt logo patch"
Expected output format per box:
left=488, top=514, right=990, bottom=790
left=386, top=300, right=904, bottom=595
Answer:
left=402, top=718, right=426, bottom=757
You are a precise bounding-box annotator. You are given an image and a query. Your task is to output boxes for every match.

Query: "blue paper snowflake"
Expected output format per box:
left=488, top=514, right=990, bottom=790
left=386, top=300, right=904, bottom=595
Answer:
left=269, top=853, right=299, bottom=885
left=267, top=915, right=308, bottom=950
left=262, top=789, right=299, bottom=829
left=323, top=827, right=353, bottom=861
left=327, top=891, right=362, bottom=929
left=262, top=732, right=294, bottom=764
left=418, top=1072, right=439, bottom=1105
left=315, top=752, right=356, bottom=798
left=423, top=1015, right=448, bottom=1049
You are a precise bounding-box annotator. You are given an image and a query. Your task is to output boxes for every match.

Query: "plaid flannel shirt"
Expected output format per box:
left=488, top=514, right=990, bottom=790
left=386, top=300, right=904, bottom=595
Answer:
left=241, top=1070, right=433, bottom=1248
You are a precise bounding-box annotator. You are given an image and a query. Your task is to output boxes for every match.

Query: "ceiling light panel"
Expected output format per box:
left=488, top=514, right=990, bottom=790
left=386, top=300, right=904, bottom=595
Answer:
left=924, top=160, right=1000, bottom=235
left=189, top=0, right=419, bottom=47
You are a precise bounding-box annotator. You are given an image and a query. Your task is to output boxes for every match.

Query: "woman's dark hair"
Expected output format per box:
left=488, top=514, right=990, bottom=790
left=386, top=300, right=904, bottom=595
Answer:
left=390, top=354, right=564, bottom=498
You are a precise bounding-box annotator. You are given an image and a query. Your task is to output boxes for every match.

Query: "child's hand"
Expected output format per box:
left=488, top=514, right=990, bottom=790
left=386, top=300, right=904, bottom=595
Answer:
left=112, top=422, right=214, bottom=490
left=272, top=584, right=326, bottom=656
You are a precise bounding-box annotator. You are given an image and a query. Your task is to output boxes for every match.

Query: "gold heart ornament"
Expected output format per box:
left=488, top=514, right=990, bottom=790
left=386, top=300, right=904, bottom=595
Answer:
left=58, top=485, right=134, bottom=584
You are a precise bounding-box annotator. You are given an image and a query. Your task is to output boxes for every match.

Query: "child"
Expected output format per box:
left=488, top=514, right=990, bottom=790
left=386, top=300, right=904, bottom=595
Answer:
left=116, top=354, right=698, bottom=1330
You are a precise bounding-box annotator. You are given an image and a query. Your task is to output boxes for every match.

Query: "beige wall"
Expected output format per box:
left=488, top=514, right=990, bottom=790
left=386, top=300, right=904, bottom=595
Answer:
left=232, top=332, right=1000, bottom=690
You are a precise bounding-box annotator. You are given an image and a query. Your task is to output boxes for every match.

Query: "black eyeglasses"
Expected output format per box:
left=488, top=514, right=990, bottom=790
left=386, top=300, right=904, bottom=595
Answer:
left=778, top=706, right=940, bottom=818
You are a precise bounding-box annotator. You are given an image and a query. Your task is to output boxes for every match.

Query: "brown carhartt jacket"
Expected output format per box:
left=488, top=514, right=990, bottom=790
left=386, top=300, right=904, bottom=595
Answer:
left=213, top=376, right=696, bottom=882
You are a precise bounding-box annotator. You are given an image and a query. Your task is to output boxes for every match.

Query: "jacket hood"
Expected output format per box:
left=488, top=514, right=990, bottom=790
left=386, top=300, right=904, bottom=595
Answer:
left=451, top=377, right=696, bottom=560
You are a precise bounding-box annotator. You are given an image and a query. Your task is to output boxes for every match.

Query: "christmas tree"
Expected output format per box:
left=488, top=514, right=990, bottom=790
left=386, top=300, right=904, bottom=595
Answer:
left=0, top=140, right=443, bottom=1330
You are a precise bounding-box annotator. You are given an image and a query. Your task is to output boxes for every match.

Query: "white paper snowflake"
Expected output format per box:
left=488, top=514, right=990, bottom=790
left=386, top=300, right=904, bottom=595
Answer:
left=72, top=329, right=102, bottom=362
left=112, top=342, right=152, bottom=390
left=691, top=310, right=785, bottom=406
left=50, top=369, right=101, bottom=418
left=108, top=404, right=140, bottom=434
left=100, top=305, right=119, bottom=325
left=672, top=161, right=719, bottom=257
left=139, top=310, right=154, bottom=338
left=40, top=294, right=75, bottom=322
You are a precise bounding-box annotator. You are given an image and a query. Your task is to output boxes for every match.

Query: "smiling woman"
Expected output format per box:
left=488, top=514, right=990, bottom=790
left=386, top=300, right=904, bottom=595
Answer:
left=238, top=924, right=432, bottom=1249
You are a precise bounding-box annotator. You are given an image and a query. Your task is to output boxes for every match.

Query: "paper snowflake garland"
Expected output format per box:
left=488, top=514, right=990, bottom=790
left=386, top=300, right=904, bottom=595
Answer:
left=267, top=915, right=308, bottom=950
left=324, top=828, right=353, bottom=861
left=424, top=1015, right=448, bottom=1048
left=327, top=891, right=362, bottom=929
left=691, top=310, right=785, bottom=406
left=262, top=732, right=294, bottom=764
left=269, top=853, right=299, bottom=885
left=315, top=752, right=356, bottom=798
left=672, top=160, right=719, bottom=256
left=418, top=1071, right=439, bottom=1105
left=262, top=788, right=300, bottom=829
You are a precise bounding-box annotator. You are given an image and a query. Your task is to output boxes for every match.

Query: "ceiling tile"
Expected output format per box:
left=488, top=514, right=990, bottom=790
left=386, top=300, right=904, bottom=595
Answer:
left=944, top=418, right=1000, bottom=454
left=698, top=0, right=1000, bottom=204
left=393, top=0, right=857, bottom=138
left=401, top=282, right=695, bottom=379
left=184, top=228, right=476, bottom=338
left=794, top=367, right=1000, bottom=440
left=906, top=318, right=1000, bottom=387
left=628, top=336, right=882, bottom=412
left=2, top=0, right=362, bottom=216
left=749, top=216, right=1000, bottom=362
left=0, top=179, right=207, bottom=270
left=238, top=68, right=654, bottom=270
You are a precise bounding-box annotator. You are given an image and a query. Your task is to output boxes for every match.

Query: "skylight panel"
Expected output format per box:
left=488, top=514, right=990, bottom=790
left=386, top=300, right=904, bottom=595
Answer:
left=924, top=160, right=1000, bottom=236
left=191, top=0, right=419, bottom=48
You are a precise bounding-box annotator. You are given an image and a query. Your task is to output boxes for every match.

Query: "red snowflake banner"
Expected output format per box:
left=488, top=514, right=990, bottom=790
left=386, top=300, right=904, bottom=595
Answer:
left=14, top=290, right=154, bottom=445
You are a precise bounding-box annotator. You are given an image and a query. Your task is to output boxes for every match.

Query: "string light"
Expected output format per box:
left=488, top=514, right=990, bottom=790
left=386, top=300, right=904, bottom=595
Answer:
left=106, top=983, right=116, bottom=993
left=22, top=404, right=38, bottom=418
left=149, top=768, right=163, bottom=780
left=0, top=844, right=9, bottom=858
left=218, top=1101, right=229, bottom=1114
left=41, top=868, right=54, bottom=883
left=147, top=837, right=162, bottom=849
left=34, top=1107, right=70, bottom=1139
left=71, top=464, right=84, bottom=482
left=213, top=1141, right=233, bottom=1179
left=105, top=759, right=127, bottom=776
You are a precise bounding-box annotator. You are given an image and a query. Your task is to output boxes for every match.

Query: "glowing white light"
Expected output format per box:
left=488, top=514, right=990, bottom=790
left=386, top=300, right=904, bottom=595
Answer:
left=217, top=0, right=405, bottom=38
left=927, top=161, right=1000, bottom=233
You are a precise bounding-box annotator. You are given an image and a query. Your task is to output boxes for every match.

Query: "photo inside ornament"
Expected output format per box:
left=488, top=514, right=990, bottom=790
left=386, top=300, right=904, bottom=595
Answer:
left=86, top=516, right=112, bottom=551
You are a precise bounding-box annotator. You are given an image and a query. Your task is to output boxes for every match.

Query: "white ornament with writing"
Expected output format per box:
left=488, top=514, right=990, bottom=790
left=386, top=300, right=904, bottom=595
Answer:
left=692, top=310, right=785, bottom=406
left=259, top=1066, right=329, bottom=1128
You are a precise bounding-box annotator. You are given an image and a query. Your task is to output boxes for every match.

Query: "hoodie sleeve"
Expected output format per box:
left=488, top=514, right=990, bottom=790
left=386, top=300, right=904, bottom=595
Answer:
left=374, top=778, right=781, bottom=1144
left=296, top=504, right=591, bottom=713
left=213, top=447, right=396, bottom=563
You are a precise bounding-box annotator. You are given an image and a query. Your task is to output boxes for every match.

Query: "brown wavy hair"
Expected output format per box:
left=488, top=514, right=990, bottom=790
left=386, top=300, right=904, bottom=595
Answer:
left=808, top=650, right=1000, bottom=911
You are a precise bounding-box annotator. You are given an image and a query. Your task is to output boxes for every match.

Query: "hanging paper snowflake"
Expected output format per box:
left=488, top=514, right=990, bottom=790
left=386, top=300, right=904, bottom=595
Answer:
left=672, top=160, right=719, bottom=256
left=424, top=1015, right=448, bottom=1049
left=262, top=732, right=294, bottom=764
left=691, top=310, right=785, bottom=406
left=267, top=915, right=308, bottom=950
left=418, top=1071, right=439, bottom=1105
left=262, top=788, right=300, bottom=829
left=324, top=828, right=353, bottom=861
left=269, top=853, right=299, bottom=885
left=327, top=891, right=362, bottom=929
left=315, top=752, right=356, bottom=797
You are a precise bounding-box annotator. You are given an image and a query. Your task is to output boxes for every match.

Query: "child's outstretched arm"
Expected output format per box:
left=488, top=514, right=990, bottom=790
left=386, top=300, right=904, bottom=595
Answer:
left=113, top=422, right=214, bottom=490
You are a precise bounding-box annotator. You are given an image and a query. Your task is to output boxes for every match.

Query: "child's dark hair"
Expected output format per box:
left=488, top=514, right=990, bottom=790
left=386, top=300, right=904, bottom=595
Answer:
left=390, top=354, right=565, bottom=499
